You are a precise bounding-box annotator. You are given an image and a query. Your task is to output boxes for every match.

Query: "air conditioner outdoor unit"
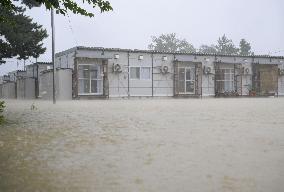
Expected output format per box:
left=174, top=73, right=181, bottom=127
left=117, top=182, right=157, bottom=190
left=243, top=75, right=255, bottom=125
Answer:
left=278, top=68, right=284, bottom=76
left=3, top=75, right=10, bottom=81
left=112, top=64, right=122, bottom=73
left=160, top=65, right=169, bottom=74
left=203, top=66, right=212, bottom=75
left=244, top=67, right=251, bottom=75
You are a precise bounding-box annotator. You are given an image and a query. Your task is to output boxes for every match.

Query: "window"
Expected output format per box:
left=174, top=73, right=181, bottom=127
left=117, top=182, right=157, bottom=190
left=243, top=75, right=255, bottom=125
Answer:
left=216, top=68, right=235, bottom=92
left=141, top=67, right=150, bottom=79
left=130, top=67, right=140, bottom=79
left=130, top=67, right=151, bottom=80
left=78, top=64, right=103, bottom=95
left=178, top=67, right=195, bottom=94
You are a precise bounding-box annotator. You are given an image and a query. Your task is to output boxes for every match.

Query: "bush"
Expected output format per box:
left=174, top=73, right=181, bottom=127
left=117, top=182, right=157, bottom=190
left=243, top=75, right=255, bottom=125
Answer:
left=0, top=101, right=5, bottom=124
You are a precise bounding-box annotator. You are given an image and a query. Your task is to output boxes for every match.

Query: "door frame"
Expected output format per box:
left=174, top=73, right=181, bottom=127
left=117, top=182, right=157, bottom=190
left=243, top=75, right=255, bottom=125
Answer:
left=178, top=66, right=196, bottom=95
left=77, top=63, right=103, bottom=96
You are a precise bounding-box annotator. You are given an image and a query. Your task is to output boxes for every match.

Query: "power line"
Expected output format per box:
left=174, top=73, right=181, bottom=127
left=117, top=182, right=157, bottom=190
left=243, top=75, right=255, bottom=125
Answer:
left=272, top=50, right=284, bottom=54
left=268, top=49, right=284, bottom=55
left=66, top=13, right=78, bottom=46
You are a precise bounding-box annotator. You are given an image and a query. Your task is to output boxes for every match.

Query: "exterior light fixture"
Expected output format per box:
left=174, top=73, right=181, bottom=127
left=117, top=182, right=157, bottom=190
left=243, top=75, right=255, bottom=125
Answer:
left=114, top=54, right=119, bottom=59
left=243, top=59, right=248, bottom=63
left=279, top=60, right=283, bottom=63
left=138, top=55, right=144, bottom=60
left=204, top=58, right=210, bottom=62
left=162, top=56, right=167, bottom=61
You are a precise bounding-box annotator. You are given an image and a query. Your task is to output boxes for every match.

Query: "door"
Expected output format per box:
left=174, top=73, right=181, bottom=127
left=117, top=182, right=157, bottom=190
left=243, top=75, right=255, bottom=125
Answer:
left=78, top=64, right=103, bottom=95
left=215, top=68, right=235, bottom=93
left=178, top=67, right=195, bottom=94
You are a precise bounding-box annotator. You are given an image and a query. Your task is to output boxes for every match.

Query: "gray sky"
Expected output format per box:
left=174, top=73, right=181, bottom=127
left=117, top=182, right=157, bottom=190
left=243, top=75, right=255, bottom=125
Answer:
left=1, top=0, right=283, bottom=75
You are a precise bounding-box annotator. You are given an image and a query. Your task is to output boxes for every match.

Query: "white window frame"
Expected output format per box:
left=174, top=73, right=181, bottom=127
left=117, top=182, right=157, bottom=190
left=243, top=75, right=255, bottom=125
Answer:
left=178, top=67, right=195, bottom=94
left=129, top=66, right=151, bottom=80
left=216, top=68, right=235, bottom=92
left=78, top=64, right=103, bottom=95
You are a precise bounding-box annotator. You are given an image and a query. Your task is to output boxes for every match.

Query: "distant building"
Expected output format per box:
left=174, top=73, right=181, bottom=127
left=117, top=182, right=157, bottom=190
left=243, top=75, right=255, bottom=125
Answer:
left=1, top=47, right=284, bottom=99
left=55, top=46, right=284, bottom=98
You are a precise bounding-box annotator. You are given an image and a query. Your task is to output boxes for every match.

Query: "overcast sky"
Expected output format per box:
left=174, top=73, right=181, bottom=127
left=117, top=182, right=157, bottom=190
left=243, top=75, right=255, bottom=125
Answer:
left=1, top=0, right=283, bottom=75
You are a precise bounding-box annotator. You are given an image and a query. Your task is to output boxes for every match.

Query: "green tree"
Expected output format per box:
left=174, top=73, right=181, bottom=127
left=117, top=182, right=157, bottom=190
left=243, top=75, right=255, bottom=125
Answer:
left=0, top=0, right=112, bottom=21
left=216, top=34, right=239, bottom=55
left=198, top=44, right=217, bottom=54
left=148, top=33, right=196, bottom=52
left=0, top=0, right=113, bottom=63
left=0, top=6, right=48, bottom=63
left=239, top=38, right=252, bottom=55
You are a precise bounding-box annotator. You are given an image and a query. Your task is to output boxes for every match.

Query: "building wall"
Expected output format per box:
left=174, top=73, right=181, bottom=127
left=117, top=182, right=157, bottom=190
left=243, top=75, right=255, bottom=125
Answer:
left=202, top=58, right=215, bottom=96
left=26, top=66, right=35, bottom=78
left=278, top=64, right=284, bottom=95
left=39, top=69, right=72, bottom=100
left=16, top=78, right=36, bottom=99
left=153, top=54, right=174, bottom=96
left=107, top=52, right=129, bottom=97
left=241, top=63, right=253, bottom=95
left=56, top=52, right=75, bottom=69
left=8, top=71, right=17, bottom=82
left=2, top=82, right=16, bottom=99
left=57, top=69, right=73, bottom=100
left=128, top=52, right=152, bottom=96
left=55, top=48, right=284, bottom=98
left=0, top=84, right=2, bottom=98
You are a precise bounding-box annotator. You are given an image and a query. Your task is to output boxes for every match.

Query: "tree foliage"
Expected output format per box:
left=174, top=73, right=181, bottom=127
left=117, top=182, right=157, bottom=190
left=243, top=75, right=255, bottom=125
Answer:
left=198, top=44, right=217, bottom=54
left=0, top=6, right=48, bottom=63
left=0, top=0, right=113, bottom=20
left=239, top=38, right=252, bottom=55
left=0, top=0, right=113, bottom=63
left=215, top=34, right=239, bottom=55
left=198, top=35, right=253, bottom=55
left=150, top=33, right=254, bottom=56
left=148, top=33, right=196, bottom=52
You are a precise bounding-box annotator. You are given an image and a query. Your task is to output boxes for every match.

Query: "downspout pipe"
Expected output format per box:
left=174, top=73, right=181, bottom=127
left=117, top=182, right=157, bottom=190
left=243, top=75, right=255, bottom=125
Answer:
left=127, top=51, right=130, bottom=97
left=151, top=53, right=154, bottom=97
left=173, top=53, right=176, bottom=97
left=74, top=49, right=78, bottom=99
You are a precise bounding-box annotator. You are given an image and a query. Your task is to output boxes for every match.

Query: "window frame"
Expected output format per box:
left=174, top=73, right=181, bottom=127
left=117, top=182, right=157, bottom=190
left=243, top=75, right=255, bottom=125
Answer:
left=78, top=64, right=103, bottom=95
left=216, top=68, right=235, bottom=92
left=129, top=66, right=151, bottom=80
left=130, top=67, right=140, bottom=80
left=178, top=67, right=196, bottom=94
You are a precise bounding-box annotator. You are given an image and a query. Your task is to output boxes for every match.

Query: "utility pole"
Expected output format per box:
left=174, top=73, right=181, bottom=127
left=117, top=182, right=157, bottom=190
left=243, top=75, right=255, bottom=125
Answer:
left=51, top=8, right=56, bottom=104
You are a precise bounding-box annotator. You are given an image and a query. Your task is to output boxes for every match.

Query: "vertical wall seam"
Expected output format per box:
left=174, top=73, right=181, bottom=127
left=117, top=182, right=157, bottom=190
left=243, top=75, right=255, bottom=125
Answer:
left=151, top=53, right=154, bottom=97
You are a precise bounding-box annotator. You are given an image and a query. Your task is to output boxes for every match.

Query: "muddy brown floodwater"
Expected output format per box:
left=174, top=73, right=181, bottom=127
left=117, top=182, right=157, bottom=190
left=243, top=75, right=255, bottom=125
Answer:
left=0, top=98, right=284, bottom=192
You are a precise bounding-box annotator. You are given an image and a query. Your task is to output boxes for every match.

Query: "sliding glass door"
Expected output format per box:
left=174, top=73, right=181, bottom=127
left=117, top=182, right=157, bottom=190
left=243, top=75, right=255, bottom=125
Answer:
left=215, top=68, right=235, bottom=93
left=178, top=67, right=195, bottom=94
left=78, top=64, right=103, bottom=95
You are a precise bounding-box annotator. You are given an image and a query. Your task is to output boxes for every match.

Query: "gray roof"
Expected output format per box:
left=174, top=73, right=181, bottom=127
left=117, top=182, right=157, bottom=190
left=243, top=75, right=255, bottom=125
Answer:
left=56, top=46, right=284, bottom=59
left=26, top=62, right=52, bottom=68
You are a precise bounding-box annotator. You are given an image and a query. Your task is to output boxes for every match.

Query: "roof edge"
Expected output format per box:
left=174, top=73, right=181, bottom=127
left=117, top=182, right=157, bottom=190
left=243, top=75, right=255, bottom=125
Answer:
left=55, top=46, right=284, bottom=59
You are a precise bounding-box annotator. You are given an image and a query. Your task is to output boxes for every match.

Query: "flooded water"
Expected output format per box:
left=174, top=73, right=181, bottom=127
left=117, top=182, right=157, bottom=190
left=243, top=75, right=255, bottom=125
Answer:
left=0, top=98, right=284, bottom=192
